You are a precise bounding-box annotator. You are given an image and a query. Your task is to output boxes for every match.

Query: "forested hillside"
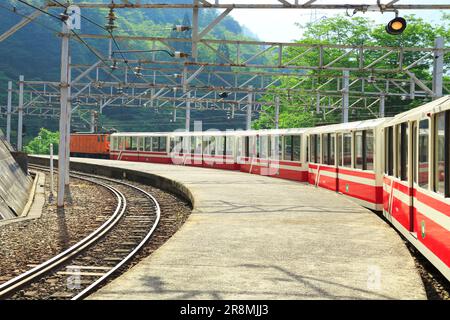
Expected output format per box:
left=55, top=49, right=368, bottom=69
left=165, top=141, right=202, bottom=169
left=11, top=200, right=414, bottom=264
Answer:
left=0, top=0, right=257, bottom=145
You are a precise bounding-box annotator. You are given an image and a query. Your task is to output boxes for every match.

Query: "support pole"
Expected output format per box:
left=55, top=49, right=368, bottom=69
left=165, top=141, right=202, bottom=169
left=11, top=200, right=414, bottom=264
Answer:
left=185, top=91, right=191, bottom=132
left=379, top=94, right=385, bottom=118
left=192, top=0, right=199, bottom=60
left=246, top=86, right=253, bottom=130
left=17, top=75, right=24, bottom=151
left=65, top=57, right=72, bottom=186
left=90, top=111, right=95, bottom=133
left=50, top=143, right=54, bottom=195
left=342, top=70, right=349, bottom=123
left=432, top=36, right=444, bottom=99
left=6, top=81, right=12, bottom=143
left=275, top=95, right=280, bottom=129
left=57, top=22, right=70, bottom=207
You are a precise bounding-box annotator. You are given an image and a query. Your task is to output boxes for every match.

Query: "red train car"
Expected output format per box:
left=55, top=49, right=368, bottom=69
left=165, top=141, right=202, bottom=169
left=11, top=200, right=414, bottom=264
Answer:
left=70, top=133, right=110, bottom=159
left=382, top=96, right=450, bottom=281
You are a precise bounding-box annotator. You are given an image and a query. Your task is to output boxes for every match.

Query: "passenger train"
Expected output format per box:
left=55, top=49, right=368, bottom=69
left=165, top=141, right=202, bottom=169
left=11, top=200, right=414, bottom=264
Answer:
left=70, top=96, right=450, bottom=281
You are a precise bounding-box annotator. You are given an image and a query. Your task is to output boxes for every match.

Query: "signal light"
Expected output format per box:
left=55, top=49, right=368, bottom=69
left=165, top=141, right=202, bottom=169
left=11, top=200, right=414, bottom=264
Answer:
left=386, top=17, right=407, bottom=35
left=174, top=51, right=189, bottom=59
left=173, top=25, right=191, bottom=32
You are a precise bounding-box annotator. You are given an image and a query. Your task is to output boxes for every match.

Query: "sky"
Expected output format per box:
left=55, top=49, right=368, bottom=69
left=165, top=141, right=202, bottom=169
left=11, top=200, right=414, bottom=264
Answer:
left=224, top=0, right=449, bottom=42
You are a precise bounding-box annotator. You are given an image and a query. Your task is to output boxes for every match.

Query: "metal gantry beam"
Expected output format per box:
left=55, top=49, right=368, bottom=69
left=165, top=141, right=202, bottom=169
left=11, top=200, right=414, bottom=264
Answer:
left=79, top=34, right=450, bottom=74
left=46, top=1, right=450, bottom=10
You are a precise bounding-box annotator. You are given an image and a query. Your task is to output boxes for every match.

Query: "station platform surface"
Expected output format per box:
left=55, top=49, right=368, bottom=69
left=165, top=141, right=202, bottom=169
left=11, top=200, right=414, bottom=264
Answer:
left=52, top=158, right=426, bottom=299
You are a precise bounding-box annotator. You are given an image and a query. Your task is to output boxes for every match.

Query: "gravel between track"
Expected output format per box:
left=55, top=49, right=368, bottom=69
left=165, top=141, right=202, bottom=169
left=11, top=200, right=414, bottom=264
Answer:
left=0, top=173, right=116, bottom=285
left=0, top=171, right=192, bottom=300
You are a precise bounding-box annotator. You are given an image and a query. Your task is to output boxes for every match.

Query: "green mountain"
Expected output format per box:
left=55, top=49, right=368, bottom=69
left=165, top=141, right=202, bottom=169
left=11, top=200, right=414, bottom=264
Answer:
left=0, top=0, right=260, bottom=146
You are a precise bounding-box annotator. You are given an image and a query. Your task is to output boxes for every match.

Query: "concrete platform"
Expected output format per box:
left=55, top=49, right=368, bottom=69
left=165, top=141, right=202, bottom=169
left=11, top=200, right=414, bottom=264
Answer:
left=33, top=157, right=426, bottom=299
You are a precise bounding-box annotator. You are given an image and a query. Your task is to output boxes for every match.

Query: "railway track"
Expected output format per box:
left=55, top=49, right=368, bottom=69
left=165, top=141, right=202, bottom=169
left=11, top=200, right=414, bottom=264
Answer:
left=0, top=165, right=161, bottom=300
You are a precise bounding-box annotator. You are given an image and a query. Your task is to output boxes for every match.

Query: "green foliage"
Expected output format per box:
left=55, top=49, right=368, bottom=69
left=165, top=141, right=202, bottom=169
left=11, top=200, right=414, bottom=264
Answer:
left=24, top=128, right=59, bottom=155
left=253, top=13, right=450, bottom=129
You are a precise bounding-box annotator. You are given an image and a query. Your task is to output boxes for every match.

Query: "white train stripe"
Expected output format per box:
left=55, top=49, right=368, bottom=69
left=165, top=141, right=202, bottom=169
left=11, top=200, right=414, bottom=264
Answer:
left=415, top=200, right=450, bottom=232
left=384, top=210, right=450, bottom=280
left=389, top=186, right=450, bottom=232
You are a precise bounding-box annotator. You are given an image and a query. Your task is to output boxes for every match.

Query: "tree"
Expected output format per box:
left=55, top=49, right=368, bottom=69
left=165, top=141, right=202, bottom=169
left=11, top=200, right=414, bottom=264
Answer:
left=24, top=128, right=59, bottom=155
left=253, top=13, right=450, bottom=129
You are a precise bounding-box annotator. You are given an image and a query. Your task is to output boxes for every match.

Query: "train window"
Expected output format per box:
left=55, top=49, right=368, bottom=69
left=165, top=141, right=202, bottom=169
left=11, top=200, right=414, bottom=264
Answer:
left=190, top=137, right=196, bottom=153
left=269, top=135, right=281, bottom=159
left=322, top=134, right=329, bottom=165
left=210, top=137, right=216, bottom=156
left=180, top=137, right=184, bottom=154
left=316, top=134, right=321, bottom=163
left=366, top=130, right=374, bottom=171
left=293, top=135, right=301, bottom=162
left=434, top=111, right=449, bottom=196
left=158, top=137, right=167, bottom=152
left=111, top=137, right=118, bottom=150
left=399, top=123, right=408, bottom=181
left=343, top=133, right=352, bottom=167
left=306, top=136, right=309, bottom=162
left=195, top=137, right=202, bottom=154
left=215, top=136, right=222, bottom=156
left=222, top=136, right=227, bottom=156
left=226, top=136, right=234, bottom=156
left=310, top=135, right=317, bottom=163
left=284, top=136, right=292, bottom=161
left=355, top=131, right=363, bottom=170
left=245, top=136, right=250, bottom=158
left=97, top=136, right=100, bottom=143
left=385, top=127, right=394, bottom=176
left=260, top=136, right=269, bottom=159
left=329, top=134, right=335, bottom=165
left=337, top=134, right=342, bottom=166
left=151, top=137, right=158, bottom=151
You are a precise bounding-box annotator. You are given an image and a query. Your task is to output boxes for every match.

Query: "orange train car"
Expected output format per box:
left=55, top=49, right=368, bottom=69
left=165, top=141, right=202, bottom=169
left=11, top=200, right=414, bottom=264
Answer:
left=70, top=133, right=110, bottom=159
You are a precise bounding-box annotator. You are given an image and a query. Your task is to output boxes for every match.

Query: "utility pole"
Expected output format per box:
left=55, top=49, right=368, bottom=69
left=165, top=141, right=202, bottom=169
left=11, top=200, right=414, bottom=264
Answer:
left=432, top=36, right=444, bottom=99
left=342, top=70, right=349, bottom=123
left=64, top=57, right=72, bottom=186
left=17, top=75, right=24, bottom=151
left=246, top=86, right=253, bottom=130
left=90, top=111, right=96, bottom=133
left=50, top=143, right=54, bottom=195
left=186, top=91, right=191, bottom=132
left=379, top=94, right=385, bottom=118
left=6, top=81, right=12, bottom=144
left=192, top=0, right=199, bottom=61
left=57, top=21, right=70, bottom=207
left=275, top=96, right=280, bottom=129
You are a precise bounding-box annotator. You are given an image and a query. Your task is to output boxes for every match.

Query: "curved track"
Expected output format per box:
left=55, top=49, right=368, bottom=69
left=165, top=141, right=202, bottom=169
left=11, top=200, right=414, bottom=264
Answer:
left=0, top=165, right=161, bottom=300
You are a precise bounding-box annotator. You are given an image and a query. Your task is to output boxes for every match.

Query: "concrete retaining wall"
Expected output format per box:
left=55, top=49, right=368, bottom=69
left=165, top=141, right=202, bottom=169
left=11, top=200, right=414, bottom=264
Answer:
left=0, top=139, right=33, bottom=219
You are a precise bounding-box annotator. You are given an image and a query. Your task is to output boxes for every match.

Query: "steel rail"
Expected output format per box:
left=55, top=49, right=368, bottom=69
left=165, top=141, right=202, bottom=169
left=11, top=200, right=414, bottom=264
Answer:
left=10, top=164, right=161, bottom=300
left=72, top=174, right=161, bottom=300
left=0, top=167, right=127, bottom=298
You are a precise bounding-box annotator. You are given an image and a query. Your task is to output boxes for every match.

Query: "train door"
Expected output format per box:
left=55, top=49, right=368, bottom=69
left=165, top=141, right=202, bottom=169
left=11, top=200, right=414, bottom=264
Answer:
left=336, top=133, right=342, bottom=193
left=411, top=121, right=417, bottom=233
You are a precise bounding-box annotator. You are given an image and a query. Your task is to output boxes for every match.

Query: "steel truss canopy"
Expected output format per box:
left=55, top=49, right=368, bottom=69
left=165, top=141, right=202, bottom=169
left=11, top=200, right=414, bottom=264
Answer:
left=1, top=0, right=448, bottom=130
left=46, top=1, right=450, bottom=11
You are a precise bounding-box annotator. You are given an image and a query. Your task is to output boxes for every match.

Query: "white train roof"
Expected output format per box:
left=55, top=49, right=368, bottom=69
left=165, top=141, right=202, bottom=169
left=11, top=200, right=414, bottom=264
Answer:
left=385, top=95, right=450, bottom=125
left=111, top=128, right=308, bottom=138
left=306, top=118, right=391, bottom=134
